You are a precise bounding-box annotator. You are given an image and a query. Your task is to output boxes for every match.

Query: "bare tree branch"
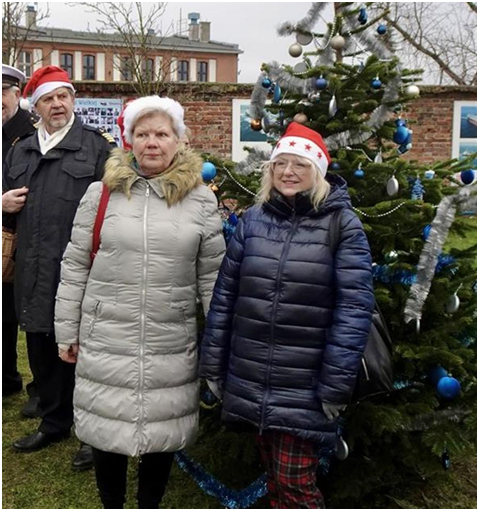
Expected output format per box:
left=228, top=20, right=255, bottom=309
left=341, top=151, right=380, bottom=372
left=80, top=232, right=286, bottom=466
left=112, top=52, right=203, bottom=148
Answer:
left=371, top=2, right=476, bottom=86
left=74, top=2, right=183, bottom=96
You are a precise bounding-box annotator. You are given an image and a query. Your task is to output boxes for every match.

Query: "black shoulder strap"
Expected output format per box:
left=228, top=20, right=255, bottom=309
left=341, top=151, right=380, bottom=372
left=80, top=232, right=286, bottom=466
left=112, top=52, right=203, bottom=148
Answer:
left=329, top=209, right=343, bottom=255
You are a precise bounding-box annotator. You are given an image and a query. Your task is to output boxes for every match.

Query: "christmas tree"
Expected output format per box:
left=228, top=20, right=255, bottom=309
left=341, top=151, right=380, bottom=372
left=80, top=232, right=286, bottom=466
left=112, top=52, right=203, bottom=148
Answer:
left=193, top=3, right=476, bottom=507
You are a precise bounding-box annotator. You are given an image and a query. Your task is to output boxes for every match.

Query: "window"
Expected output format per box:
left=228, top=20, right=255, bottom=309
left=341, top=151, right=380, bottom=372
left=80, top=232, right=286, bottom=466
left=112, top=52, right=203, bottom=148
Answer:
left=120, top=57, right=133, bottom=81
left=60, top=53, right=73, bottom=79
left=177, top=60, right=189, bottom=81
left=18, top=51, right=32, bottom=78
left=83, top=54, right=95, bottom=80
left=197, top=61, right=208, bottom=82
left=141, top=58, right=154, bottom=81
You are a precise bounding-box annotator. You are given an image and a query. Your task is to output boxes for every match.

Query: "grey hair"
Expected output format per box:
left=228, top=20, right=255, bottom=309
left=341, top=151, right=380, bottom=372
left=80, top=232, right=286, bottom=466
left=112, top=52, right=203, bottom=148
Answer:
left=133, top=108, right=180, bottom=140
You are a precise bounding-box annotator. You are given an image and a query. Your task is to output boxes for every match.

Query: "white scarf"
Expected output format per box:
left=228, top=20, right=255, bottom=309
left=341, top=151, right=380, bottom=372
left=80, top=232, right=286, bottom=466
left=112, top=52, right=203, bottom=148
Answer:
left=37, top=113, right=75, bottom=155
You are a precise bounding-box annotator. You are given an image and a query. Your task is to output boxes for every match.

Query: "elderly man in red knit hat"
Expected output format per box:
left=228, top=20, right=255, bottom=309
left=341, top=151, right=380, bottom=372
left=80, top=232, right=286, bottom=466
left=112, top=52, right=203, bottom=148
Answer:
left=2, top=66, right=115, bottom=470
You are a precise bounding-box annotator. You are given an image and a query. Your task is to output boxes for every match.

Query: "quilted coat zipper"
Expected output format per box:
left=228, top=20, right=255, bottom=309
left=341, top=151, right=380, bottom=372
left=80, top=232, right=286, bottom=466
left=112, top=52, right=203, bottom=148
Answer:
left=260, top=212, right=301, bottom=435
left=138, top=183, right=150, bottom=456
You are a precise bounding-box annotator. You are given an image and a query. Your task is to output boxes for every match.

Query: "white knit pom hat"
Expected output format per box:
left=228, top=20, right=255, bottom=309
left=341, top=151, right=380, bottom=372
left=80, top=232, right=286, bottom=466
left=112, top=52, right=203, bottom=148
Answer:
left=122, top=96, right=186, bottom=144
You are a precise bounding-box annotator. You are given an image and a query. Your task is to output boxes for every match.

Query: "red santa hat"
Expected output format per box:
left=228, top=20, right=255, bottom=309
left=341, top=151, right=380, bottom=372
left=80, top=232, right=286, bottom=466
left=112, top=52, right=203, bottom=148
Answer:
left=116, top=101, right=133, bottom=150
left=20, top=65, right=75, bottom=110
left=270, top=122, right=331, bottom=177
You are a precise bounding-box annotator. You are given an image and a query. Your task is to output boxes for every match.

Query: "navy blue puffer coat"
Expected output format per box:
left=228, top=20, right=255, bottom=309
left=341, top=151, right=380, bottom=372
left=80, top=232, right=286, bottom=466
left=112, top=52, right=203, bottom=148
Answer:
left=200, top=174, right=374, bottom=448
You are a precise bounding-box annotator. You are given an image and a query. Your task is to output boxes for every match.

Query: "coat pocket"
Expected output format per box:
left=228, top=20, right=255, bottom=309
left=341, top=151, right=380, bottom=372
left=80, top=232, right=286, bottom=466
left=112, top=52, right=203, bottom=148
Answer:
left=88, top=301, right=101, bottom=339
left=59, top=163, right=96, bottom=202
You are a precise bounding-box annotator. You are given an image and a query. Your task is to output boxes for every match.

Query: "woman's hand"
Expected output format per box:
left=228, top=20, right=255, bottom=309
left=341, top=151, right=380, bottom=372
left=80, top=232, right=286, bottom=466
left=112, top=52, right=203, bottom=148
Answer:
left=58, top=344, right=79, bottom=364
left=322, top=402, right=347, bottom=421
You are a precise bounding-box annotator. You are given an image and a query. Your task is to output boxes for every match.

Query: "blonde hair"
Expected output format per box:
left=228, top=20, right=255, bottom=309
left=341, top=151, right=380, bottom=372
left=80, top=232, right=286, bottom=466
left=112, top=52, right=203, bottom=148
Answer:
left=256, top=155, right=331, bottom=210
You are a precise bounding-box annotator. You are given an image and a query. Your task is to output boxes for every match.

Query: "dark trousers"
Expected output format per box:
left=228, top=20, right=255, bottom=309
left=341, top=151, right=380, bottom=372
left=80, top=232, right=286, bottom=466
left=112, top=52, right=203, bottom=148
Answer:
left=26, top=332, right=75, bottom=434
left=92, top=448, right=175, bottom=509
left=2, top=321, right=22, bottom=395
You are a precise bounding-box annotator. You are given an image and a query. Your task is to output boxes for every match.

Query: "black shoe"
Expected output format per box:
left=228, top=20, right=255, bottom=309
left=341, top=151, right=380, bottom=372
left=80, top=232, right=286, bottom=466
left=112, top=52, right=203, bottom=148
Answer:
left=12, top=430, right=70, bottom=452
left=72, top=443, right=94, bottom=471
left=2, top=382, right=23, bottom=397
left=21, top=396, right=41, bottom=419
left=102, top=500, right=124, bottom=509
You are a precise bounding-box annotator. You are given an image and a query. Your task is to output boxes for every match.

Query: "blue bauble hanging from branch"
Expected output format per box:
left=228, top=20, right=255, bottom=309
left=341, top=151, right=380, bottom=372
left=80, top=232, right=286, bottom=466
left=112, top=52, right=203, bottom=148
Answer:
left=371, top=77, right=382, bottom=90
left=358, top=7, right=368, bottom=25
left=273, top=84, right=282, bottom=103
left=377, top=24, right=387, bottom=35
left=262, top=77, right=272, bottom=89
left=315, top=76, right=328, bottom=90
left=201, top=161, right=218, bottom=182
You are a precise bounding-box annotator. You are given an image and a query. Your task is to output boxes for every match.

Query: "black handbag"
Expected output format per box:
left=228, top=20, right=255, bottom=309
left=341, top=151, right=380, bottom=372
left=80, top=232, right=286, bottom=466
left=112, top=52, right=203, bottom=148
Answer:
left=329, top=209, right=394, bottom=402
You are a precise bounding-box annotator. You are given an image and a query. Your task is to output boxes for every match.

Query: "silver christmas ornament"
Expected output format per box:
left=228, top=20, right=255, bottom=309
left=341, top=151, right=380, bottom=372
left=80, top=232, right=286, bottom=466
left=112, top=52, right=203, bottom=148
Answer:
left=405, top=84, right=420, bottom=98
left=335, top=436, right=349, bottom=461
left=330, top=34, right=346, bottom=50
left=387, top=176, right=399, bottom=196
left=293, top=112, right=308, bottom=124
left=446, top=293, right=460, bottom=313
left=293, top=62, right=308, bottom=74
left=261, top=116, right=272, bottom=133
left=329, top=94, right=338, bottom=117
left=374, top=151, right=383, bottom=163
left=289, top=43, right=303, bottom=58
left=296, top=32, right=313, bottom=46
left=308, top=91, right=321, bottom=103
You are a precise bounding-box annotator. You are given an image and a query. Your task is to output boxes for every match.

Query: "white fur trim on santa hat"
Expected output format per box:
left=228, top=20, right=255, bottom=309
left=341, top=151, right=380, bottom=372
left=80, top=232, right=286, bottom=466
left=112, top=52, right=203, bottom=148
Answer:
left=31, top=81, right=75, bottom=105
left=270, top=136, right=329, bottom=177
left=122, top=96, right=186, bottom=144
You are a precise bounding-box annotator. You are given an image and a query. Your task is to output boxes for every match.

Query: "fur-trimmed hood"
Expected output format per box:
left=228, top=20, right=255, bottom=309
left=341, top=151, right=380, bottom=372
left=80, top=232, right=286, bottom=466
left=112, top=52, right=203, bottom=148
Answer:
left=103, top=147, right=204, bottom=207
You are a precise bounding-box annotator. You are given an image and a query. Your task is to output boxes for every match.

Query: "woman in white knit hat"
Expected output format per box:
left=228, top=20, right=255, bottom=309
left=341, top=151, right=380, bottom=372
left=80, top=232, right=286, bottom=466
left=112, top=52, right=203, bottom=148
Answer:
left=54, top=96, right=225, bottom=508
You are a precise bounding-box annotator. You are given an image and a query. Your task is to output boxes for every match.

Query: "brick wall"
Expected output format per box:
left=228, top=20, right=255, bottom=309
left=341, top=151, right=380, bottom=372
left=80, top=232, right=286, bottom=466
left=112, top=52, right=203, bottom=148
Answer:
left=72, top=82, right=476, bottom=162
left=404, top=86, right=477, bottom=164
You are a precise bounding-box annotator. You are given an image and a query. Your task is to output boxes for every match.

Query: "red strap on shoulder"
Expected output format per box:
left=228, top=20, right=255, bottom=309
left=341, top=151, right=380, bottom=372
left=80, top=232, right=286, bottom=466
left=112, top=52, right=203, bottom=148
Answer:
left=90, top=183, right=110, bottom=266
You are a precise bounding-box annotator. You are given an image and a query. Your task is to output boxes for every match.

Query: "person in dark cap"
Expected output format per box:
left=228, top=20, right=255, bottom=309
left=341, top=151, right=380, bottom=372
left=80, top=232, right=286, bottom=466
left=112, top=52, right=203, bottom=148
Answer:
left=2, top=64, right=37, bottom=401
left=2, top=65, right=115, bottom=471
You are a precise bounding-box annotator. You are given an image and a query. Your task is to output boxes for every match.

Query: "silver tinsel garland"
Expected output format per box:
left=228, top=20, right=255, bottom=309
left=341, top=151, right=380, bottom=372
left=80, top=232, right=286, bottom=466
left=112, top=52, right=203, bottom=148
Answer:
left=235, top=148, right=272, bottom=175
left=403, top=185, right=476, bottom=326
left=277, top=2, right=327, bottom=36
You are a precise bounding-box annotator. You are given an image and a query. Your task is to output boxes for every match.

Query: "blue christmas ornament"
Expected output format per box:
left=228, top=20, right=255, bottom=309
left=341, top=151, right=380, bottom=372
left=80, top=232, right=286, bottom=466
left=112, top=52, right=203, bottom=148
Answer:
left=428, top=365, right=447, bottom=385
left=354, top=168, right=365, bottom=179
left=202, top=162, right=217, bottom=181
left=315, top=77, right=328, bottom=90
left=273, top=84, right=282, bottom=103
left=358, top=7, right=368, bottom=25
left=398, top=131, right=413, bottom=154
left=262, top=77, right=272, bottom=89
left=393, top=126, right=409, bottom=144
left=422, top=224, right=432, bottom=241
left=410, top=177, right=425, bottom=200
left=377, top=24, right=387, bottom=35
left=460, top=169, right=476, bottom=185
left=395, top=118, right=407, bottom=128
left=437, top=376, right=461, bottom=399
left=371, top=78, right=382, bottom=90
left=330, top=162, right=341, bottom=171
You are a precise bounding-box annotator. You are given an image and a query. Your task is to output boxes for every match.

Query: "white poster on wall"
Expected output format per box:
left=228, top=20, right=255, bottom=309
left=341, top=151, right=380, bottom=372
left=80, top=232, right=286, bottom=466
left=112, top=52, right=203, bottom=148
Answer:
left=231, top=99, right=275, bottom=163
left=74, top=98, right=123, bottom=147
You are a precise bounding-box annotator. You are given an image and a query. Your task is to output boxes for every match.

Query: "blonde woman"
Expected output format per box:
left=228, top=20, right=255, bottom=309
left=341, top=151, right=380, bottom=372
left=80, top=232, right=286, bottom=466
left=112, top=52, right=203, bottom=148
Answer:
left=200, top=122, right=374, bottom=508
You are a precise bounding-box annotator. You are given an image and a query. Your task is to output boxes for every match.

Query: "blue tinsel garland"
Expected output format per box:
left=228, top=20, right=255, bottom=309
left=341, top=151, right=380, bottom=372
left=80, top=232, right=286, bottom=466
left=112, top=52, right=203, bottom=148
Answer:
left=175, top=450, right=267, bottom=509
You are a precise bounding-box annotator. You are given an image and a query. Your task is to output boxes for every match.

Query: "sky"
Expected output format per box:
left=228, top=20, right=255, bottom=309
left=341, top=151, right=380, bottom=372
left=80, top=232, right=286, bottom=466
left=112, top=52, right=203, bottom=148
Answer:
left=31, top=1, right=334, bottom=83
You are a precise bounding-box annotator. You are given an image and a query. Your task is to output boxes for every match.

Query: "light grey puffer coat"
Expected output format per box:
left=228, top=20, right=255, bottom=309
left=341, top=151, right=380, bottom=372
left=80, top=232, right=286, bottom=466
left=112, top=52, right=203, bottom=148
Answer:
left=55, top=148, right=225, bottom=456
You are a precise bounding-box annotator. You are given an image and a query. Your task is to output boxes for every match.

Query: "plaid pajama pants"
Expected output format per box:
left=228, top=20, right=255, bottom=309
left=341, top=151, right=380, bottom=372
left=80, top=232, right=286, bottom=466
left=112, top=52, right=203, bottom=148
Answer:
left=256, top=431, right=325, bottom=509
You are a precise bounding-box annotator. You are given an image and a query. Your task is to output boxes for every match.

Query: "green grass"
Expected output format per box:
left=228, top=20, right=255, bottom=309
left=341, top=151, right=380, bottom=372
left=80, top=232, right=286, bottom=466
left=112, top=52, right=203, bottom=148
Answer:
left=3, top=219, right=477, bottom=509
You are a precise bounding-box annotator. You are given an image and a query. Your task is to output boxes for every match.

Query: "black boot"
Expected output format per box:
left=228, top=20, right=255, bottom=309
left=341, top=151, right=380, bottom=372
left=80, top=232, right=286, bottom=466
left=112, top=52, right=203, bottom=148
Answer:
left=102, top=499, right=124, bottom=509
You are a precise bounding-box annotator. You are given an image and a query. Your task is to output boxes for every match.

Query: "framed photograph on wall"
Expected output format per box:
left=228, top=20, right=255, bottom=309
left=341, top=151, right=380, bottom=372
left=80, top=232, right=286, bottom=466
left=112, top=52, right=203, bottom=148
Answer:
left=232, top=99, right=275, bottom=162
left=452, top=101, right=477, bottom=167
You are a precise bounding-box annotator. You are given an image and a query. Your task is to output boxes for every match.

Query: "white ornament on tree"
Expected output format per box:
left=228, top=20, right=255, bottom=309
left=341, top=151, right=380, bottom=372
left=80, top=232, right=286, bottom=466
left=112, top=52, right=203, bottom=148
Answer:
left=330, top=34, right=346, bottom=50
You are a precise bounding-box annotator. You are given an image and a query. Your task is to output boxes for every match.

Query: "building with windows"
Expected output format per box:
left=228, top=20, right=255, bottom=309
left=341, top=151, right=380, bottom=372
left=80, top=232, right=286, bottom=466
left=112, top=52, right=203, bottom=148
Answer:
left=11, top=9, right=241, bottom=83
